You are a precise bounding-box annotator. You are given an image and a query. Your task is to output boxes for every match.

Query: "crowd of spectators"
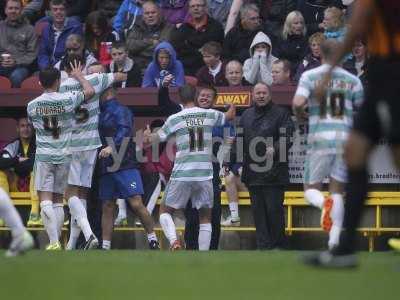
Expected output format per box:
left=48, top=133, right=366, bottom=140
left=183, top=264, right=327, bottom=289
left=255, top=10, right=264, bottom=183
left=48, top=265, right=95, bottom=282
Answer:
left=0, top=0, right=364, bottom=89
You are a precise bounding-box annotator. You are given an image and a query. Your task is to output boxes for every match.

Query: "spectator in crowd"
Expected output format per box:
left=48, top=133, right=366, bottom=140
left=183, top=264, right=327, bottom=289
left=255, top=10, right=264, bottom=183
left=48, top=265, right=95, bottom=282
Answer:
left=98, top=86, right=159, bottom=250
left=231, top=82, right=294, bottom=250
left=55, top=34, right=98, bottom=80
left=96, top=0, right=124, bottom=20
left=207, top=0, right=233, bottom=27
left=113, top=0, right=144, bottom=36
left=271, top=59, right=292, bottom=85
left=343, top=38, right=368, bottom=85
left=38, top=0, right=82, bottom=70
left=21, top=0, right=43, bottom=23
left=243, top=31, right=277, bottom=85
left=64, top=0, right=90, bottom=21
left=160, top=0, right=188, bottom=25
left=107, top=41, right=142, bottom=87
left=296, top=0, right=344, bottom=35
left=142, top=41, right=185, bottom=87
left=126, top=1, right=173, bottom=73
left=221, top=163, right=246, bottom=226
left=224, top=60, right=251, bottom=87
left=0, top=117, right=39, bottom=227
left=294, top=32, right=325, bottom=81
left=223, top=4, right=270, bottom=64
left=0, top=0, right=37, bottom=87
left=322, top=6, right=346, bottom=42
left=196, top=41, right=227, bottom=86
left=275, top=11, right=308, bottom=74
left=171, top=0, right=224, bottom=76
left=85, top=11, right=120, bottom=66
left=263, top=0, right=297, bottom=40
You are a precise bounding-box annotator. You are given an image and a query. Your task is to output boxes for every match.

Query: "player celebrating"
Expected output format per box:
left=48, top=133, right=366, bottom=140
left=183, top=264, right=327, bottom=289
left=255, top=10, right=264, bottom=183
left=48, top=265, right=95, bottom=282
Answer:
left=293, top=39, right=364, bottom=250
left=58, top=56, right=126, bottom=250
left=304, top=0, right=400, bottom=267
left=144, top=84, right=236, bottom=250
left=27, top=65, right=95, bottom=250
left=0, top=187, right=34, bottom=256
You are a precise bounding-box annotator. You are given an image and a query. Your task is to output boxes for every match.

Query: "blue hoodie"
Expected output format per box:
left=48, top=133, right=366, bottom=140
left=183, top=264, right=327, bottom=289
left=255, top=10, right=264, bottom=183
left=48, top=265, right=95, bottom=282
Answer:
left=38, top=17, right=83, bottom=70
left=142, top=41, right=185, bottom=88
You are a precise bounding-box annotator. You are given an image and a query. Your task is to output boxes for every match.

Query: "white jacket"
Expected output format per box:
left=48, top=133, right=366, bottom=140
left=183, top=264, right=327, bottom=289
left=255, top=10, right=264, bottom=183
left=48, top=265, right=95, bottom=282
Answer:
left=243, top=31, right=277, bottom=85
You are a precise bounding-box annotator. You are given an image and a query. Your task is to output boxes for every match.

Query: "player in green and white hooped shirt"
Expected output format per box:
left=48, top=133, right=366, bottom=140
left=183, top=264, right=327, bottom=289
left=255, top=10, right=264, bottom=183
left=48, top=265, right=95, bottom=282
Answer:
left=27, top=65, right=95, bottom=250
left=59, top=56, right=127, bottom=250
left=292, top=40, right=364, bottom=250
left=144, top=84, right=236, bottom=250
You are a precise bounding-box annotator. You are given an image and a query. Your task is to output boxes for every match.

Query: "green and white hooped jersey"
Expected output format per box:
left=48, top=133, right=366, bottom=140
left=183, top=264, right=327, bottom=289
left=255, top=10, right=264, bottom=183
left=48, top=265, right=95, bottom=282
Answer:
left=27, top=91, right=85, bottom=164
left=295, top=64, right=364, bottom=154
left=59, top=73, right=114, bottom=152
left=157, top=107, right=225, bottom=181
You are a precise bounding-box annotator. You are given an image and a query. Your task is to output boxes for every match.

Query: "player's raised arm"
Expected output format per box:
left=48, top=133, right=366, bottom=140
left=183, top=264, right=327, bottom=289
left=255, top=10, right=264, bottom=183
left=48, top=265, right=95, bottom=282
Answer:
left=69, top=60, right=95, bottom=101
left=112, top=72, right=128, bottom=83
left=224, top=103, right=236, bottom=121
left=292, top=95, right=308, bottom=120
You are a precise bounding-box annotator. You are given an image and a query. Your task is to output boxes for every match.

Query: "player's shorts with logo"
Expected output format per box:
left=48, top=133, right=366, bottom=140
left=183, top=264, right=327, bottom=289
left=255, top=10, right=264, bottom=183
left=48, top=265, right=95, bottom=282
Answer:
left=304, top=151, right=347, bottom=184
left=99, top=168, right=144, bottom=201
left=67, top=149, right=98, bottom=187
left=162, top=179, right=214, bottom=210
left=353, top=58, right=400, bottom=144
left=34, top=161, right=70, bottom=194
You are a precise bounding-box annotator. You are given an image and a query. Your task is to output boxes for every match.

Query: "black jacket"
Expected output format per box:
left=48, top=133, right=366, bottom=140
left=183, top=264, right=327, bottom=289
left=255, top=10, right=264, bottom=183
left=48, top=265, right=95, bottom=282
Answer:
left=275, top=34, right=309, bottom=74
left=171, top=16, right=224, bottom=76
left=231, top=101, right=294, bottom=186
left=0, top=138, right=36, bottom=178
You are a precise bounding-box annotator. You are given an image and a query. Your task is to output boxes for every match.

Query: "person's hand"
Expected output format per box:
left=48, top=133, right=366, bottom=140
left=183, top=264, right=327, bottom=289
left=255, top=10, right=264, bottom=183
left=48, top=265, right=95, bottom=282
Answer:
left=1, top=54, right=16, bottom=68
left=18, top=157, right=29, bottom=163
left=222, top=164, right=230, bottom=177
left=143, top=124, right=152, bottom=144
left=69, top=60, right=84, bottom=80
left=162, top=74, right=174, bottom=87
left=99, top=146, right=112, bottom=158
left=319, top=22, right=326, bottom=30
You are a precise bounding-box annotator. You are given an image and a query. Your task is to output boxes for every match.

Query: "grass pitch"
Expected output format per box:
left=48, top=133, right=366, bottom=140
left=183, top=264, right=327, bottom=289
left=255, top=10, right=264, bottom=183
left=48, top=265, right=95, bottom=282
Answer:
left=0, top=250, right=398, bottom=300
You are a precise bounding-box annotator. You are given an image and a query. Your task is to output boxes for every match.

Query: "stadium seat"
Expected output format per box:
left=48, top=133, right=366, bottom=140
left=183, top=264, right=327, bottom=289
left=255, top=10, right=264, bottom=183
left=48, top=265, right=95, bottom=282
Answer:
left=185, top=76, right=198, bottom=86
left=21, top=76, right=43, bottom=90
left=0, top=76, right=12, bottom=89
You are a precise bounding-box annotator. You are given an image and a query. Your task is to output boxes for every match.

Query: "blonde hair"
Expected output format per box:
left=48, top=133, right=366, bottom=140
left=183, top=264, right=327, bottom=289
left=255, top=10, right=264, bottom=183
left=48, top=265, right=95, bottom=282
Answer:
left=308, top=32, right=325, bottom=45
left=282, top=11, right=306, bottom=40
left=324, top=7, right=344, bottom=30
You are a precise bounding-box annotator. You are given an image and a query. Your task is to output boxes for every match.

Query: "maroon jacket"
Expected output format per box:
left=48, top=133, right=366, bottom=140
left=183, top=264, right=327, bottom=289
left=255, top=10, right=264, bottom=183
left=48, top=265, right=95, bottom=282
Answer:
left=195, top=61, right=228, bottom=86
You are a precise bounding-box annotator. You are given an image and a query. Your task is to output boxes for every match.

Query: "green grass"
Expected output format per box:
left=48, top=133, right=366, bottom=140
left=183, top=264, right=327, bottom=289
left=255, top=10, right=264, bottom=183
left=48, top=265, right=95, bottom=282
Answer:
left=0, top=251, right=398, bottom=300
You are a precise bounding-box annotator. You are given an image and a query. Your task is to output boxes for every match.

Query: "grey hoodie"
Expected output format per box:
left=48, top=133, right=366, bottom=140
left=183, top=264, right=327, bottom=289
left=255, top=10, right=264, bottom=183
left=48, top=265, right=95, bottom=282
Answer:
left=243, top=31, right=277, bottom=85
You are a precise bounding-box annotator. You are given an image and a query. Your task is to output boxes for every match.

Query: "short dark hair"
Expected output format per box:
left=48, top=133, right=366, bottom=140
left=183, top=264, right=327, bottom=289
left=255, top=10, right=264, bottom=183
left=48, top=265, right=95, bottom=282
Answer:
left=111, top=41, right=127, bottom=51
left=198, top=85, right=218, bottom=99
left=62, top=53, right=85, bottom=72
left=273, top=59, right=291, bottom=74
left=50, top=0, right=66, bottom=6
left=200, top=42, right=222, bottom=57
left=39, top=68, right=61, bottom=89
left=6, top=0, right=22, bottom=7
left=178, top=84, right=197, bottom=104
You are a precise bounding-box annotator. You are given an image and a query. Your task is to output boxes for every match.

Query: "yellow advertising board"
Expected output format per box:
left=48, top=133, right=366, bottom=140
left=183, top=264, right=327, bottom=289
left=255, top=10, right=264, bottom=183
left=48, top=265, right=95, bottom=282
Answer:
left=214, top=92, right=252, bottom=107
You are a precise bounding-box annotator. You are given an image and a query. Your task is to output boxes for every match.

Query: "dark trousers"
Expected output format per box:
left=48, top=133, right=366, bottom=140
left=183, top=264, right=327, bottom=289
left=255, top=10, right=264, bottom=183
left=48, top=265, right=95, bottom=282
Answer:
left=247, top=185, right=286, bottom=250
left=184, top=179, right=221, bottom=250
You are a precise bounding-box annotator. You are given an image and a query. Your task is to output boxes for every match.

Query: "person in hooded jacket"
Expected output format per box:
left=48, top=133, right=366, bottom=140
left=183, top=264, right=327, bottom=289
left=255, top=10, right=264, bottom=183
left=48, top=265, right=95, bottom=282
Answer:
left=142, top=41, right=185, bottom=87
left=243, top=31, right=277, bottom=85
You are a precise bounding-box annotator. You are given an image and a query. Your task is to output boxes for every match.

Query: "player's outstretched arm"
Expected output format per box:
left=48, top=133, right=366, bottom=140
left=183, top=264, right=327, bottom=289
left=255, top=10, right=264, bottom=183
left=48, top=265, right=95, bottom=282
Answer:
left=113, top=72, right=128, bottom=83
left=292, top=95, right=308, bottom=121
left=69, top=61, right=95, bottom=100
left=224, top=103, right=236, bottom=121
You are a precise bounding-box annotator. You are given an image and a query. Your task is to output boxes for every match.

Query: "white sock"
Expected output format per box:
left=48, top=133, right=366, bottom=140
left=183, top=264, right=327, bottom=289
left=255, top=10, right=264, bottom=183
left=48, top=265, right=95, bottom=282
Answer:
left=66, top=218, right=81, bottom=250
left=147, top=232, right=157, bottom=242
left=52, top=203, right=64, bottom=237
left=328, top=193, right=344, bottom=249
left=40, top=200, right=59, bottom=244
left=0, top=188, right=25, bottom=238
left=102, top=240, right=111, bottom=250
left=68, top=196, right=93, bottom=241
left=116, top=198, right=127, bottom=219
left=159, top=213, right=177, bottom=246
left=304, top=189, right=324, bottom=209
left=229, top=202, right=239, bottom=219
left=199, top=223, right=212, bottom=251
left=146, top=179, right=161, bottom=215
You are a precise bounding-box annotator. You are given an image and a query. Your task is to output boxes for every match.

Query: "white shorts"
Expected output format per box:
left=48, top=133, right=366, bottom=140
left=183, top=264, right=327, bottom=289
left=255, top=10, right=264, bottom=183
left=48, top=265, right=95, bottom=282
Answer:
left=67, top=149, right=97, bottom=188
left=162, top=180, right=214, bottom=210
left=34, top=161, right=70, bottom=194
left=304, top=151, right=347, bottom=185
